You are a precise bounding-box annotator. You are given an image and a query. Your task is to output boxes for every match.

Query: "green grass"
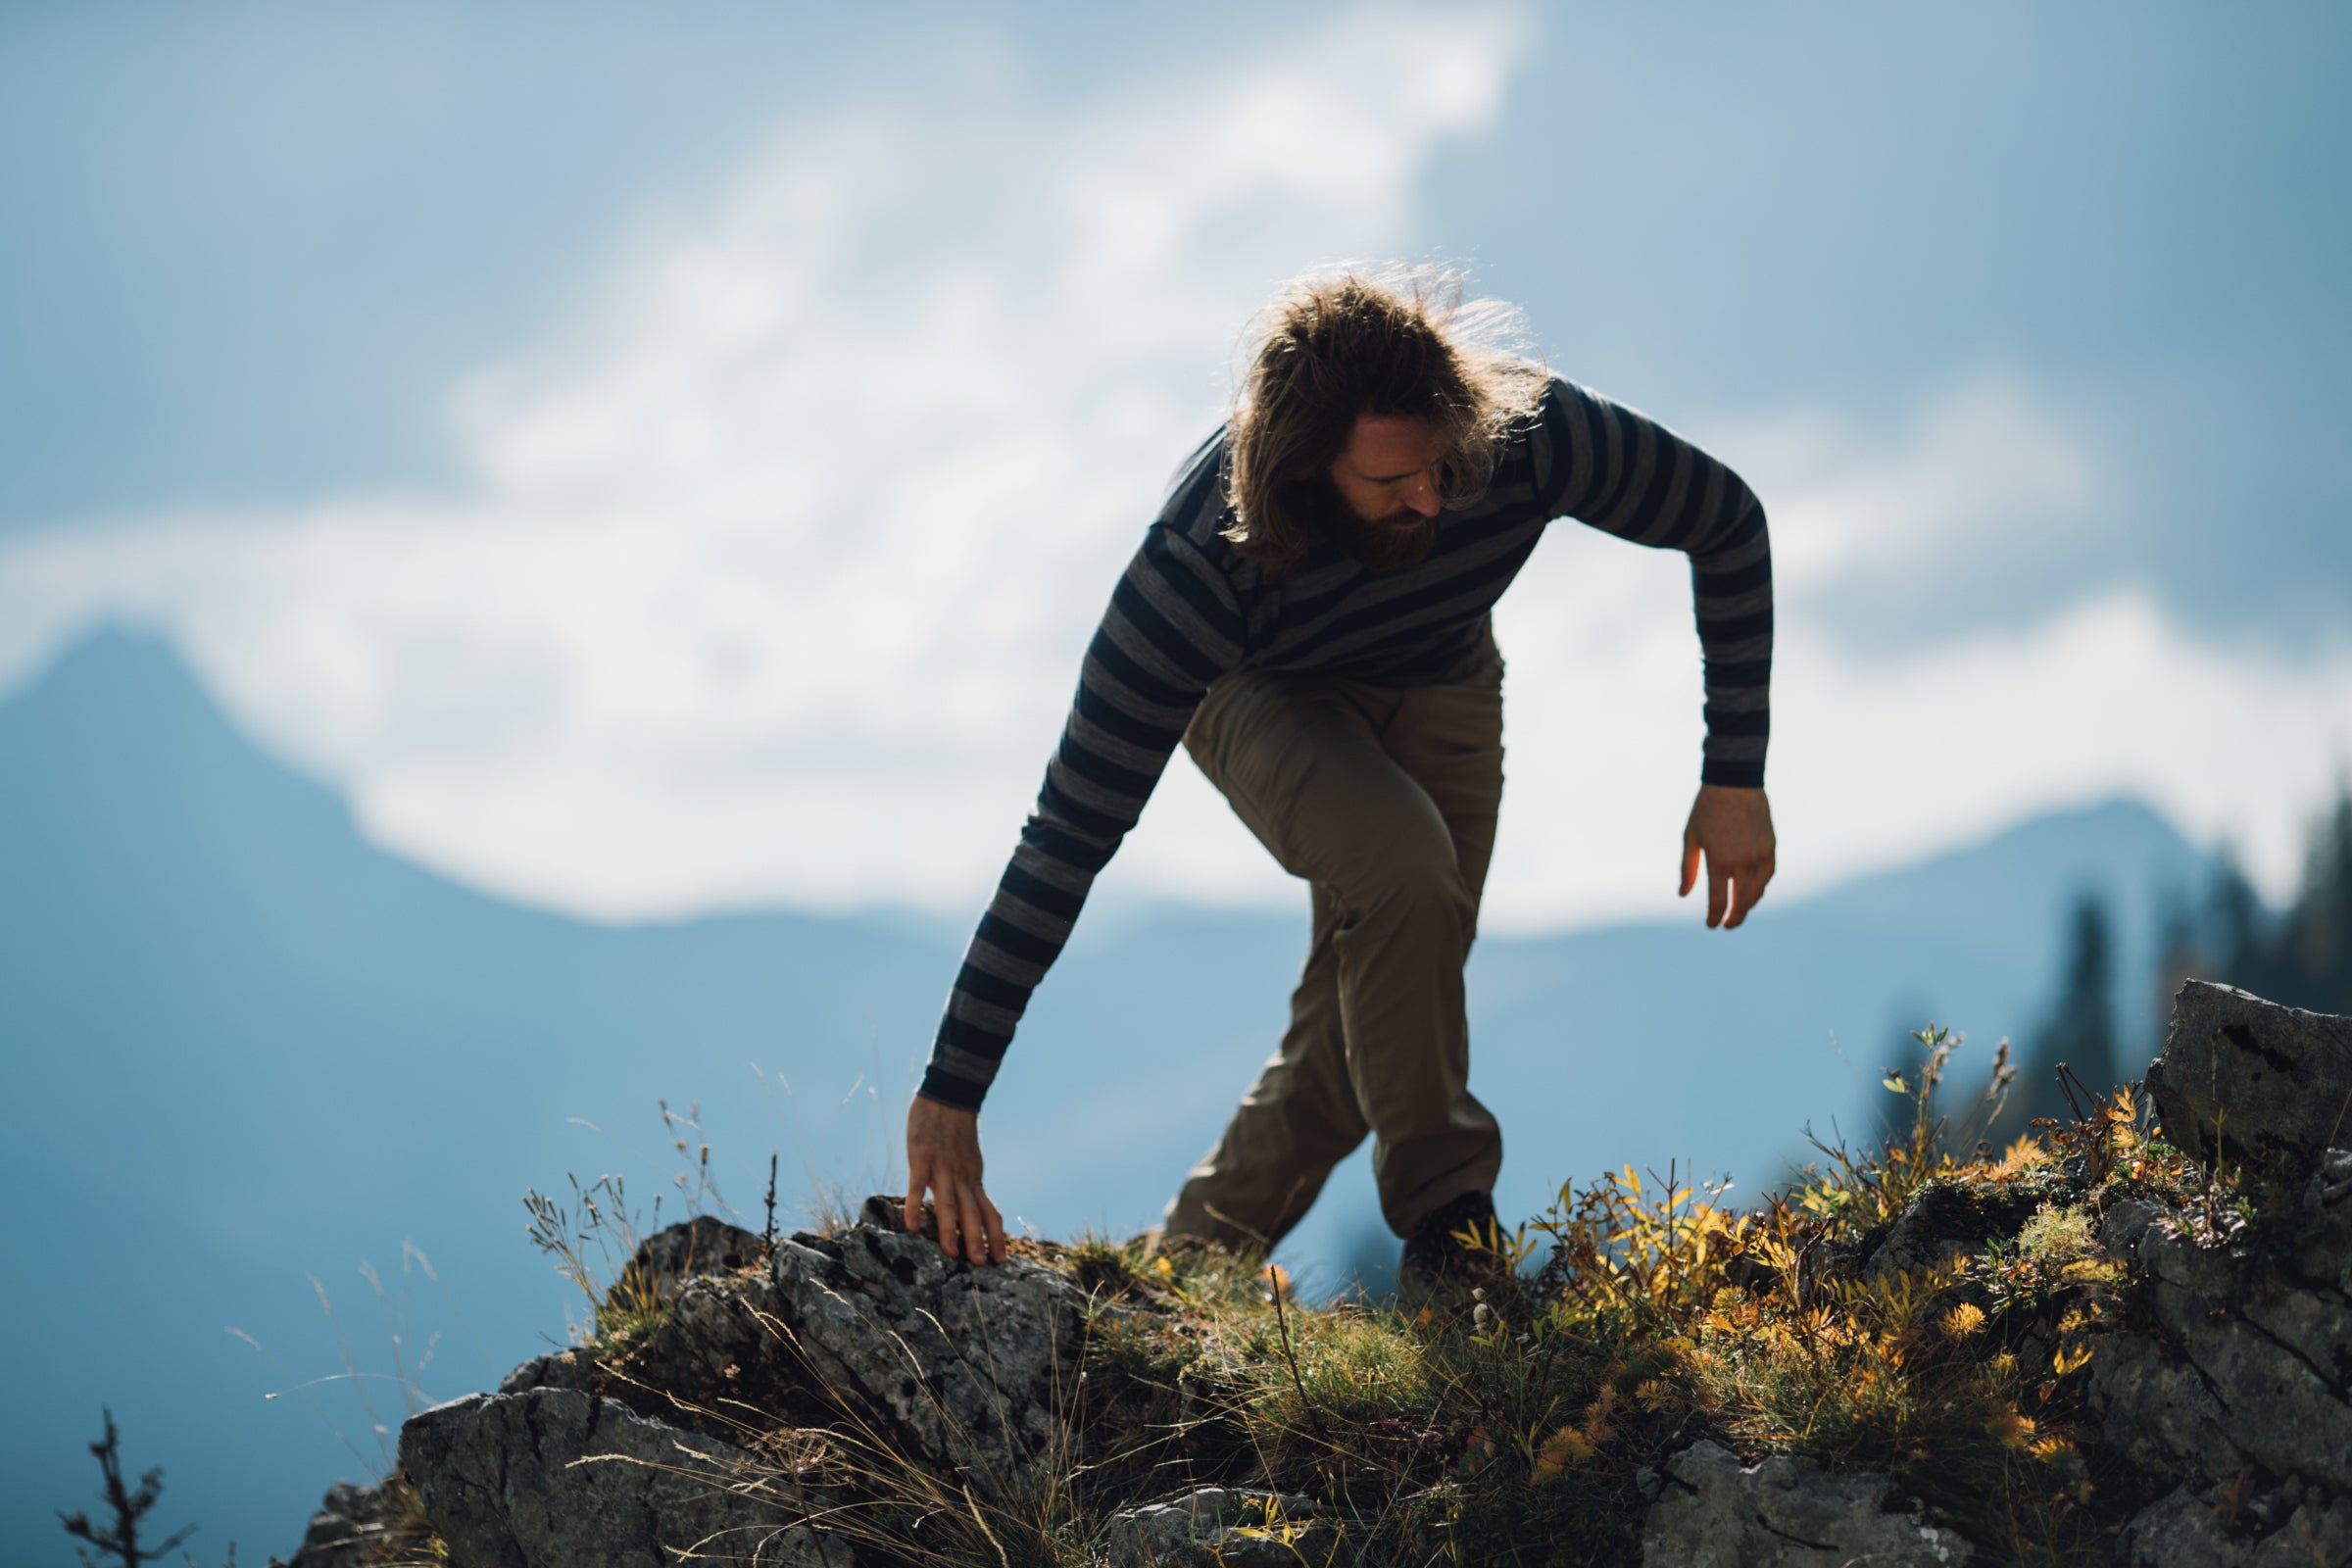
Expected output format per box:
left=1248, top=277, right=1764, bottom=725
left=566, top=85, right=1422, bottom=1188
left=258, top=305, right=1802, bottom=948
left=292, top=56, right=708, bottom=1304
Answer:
left=996, top=1026, right=2202, bottom=1564
left=500, top=1026, right=2268, bottom=1566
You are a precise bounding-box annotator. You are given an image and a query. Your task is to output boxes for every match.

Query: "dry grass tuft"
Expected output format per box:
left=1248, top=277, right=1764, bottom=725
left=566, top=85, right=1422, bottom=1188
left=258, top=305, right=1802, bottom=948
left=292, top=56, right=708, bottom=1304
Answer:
left=370, top=1038, right=2266, bottom=1564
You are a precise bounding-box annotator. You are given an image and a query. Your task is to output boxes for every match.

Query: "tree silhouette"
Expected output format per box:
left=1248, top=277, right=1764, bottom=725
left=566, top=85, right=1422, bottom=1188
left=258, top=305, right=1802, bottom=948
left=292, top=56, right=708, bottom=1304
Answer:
left=57, top=1407, right=198, bottom=1567
left=2005, top=894, right=2119, bottom=1135
left=2163, top=781, right=2352, bottom=1021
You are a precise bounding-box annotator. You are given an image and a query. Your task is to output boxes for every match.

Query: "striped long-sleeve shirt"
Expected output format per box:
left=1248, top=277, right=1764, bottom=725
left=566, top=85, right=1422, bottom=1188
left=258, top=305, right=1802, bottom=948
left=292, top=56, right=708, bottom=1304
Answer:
left=919, top=375, right=1772, bottom=1110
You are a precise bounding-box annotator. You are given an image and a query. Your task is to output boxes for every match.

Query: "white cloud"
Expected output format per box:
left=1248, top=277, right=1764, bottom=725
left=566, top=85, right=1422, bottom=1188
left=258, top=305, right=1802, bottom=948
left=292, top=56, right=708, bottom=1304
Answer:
left=1740, top=372, right=2101, bottom=601
left=1, top=4, right=2344, bottom=936
left=1481, top=551, right=2352, bottom=929
left=0, top=6, right=1528, bottom=920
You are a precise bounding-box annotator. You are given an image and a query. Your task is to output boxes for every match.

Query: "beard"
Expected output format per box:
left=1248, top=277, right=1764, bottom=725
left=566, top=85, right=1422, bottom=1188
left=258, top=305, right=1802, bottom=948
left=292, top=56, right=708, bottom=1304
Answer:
left=1280, top=475, right=1440, bottom=572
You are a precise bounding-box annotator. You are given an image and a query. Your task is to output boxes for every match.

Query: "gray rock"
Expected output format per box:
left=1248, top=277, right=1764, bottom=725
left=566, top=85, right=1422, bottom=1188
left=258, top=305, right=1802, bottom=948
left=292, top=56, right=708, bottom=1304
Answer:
left=2116, top=1484, right=2352, bottom=1567
left=2298, top=1161, right=2352, bottom=1292
left=2147, top=981, right=2352, bottom=1172
left=497, top=1347, right=597, bottom=1396
left=2087, top=1332, right=2251, bottom=1487
left=1102, top=1488, right=1339, bottom=1568
left=629, top=1216, right=768, bottom=1303
left=595, top=1270, right=825, bottom=1440
left=399, top=1386, right=849, bottom=1568
left=1639, top=1440, right=1972, bottom=1566
left=476, top=1207, right=1094, bottom=1497
left=278, top=1480, right=396, bottom=1568
left=1862, top=1174, right=2063, bottom=1284
left=756, top=1198, right=1091, bottom=1496
left=2100, top=1198, right=2168, bottom=1265
left=2090, top=1217, right=2352, bottom=1492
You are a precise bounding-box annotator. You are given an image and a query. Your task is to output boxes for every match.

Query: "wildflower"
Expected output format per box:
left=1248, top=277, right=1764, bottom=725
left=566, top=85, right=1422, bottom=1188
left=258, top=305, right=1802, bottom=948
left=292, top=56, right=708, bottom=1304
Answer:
left=2028, top=1436, right=2077, bottom=1465
left=1938, top=1303, right=1986, bottom=1342
left=1529, top=1425, right=1594, bottom=1484
left=1987, top=1407, right=2037, bottom=1448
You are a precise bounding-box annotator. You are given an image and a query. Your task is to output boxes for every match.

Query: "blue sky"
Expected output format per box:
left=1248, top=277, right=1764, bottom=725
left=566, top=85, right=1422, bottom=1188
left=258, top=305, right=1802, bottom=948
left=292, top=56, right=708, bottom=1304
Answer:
left=3, top=0, right=2348, bottom=926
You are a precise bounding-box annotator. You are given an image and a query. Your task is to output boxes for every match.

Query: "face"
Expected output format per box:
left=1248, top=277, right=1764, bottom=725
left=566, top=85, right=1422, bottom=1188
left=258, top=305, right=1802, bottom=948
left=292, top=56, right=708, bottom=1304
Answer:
left=1326, top=413, right=1446, bottom=528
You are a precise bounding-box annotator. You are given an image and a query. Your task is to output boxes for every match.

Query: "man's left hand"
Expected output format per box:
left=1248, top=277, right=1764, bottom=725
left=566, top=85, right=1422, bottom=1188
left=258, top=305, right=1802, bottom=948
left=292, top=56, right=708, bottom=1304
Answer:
left=1680, top=784, right=1775, bottom=929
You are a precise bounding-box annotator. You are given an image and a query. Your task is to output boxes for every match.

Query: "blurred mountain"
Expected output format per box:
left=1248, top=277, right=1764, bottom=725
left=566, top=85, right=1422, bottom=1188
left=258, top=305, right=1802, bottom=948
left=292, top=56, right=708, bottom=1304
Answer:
left=0, top=627, right=2212, bottom=1562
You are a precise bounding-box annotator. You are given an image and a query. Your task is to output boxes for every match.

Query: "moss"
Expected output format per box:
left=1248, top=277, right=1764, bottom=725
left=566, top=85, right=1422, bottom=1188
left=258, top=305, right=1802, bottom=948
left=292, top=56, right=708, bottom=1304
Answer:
left=2016, top=1202, right=2097, bottom=1266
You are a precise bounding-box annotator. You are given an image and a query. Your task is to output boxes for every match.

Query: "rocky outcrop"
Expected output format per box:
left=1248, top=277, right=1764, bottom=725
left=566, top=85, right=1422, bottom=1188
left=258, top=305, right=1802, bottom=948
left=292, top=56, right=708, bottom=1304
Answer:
left=2115, top=1485, right=2352, bottom=1568
left=1861, top=1167, right=2067, bottom=1283
left=757, top=1196, right=1089, bottom=1495
left=274, top=984, right=2352, bottom=1568
left=1638, top=1441, right=1972, bottom=1566
left=2086, top=1148, right=2352, bottom=1562
left=278, top=1480, right=407, bottom=1568
left=2146, top=980, right=2352, bottom=1172
left=2088, top=985, right=2352, bottom=1563
left=399, top=1387, right=847, bottom=1568
left=494, top=1199, right=1089, bottom=1492
left=2090, top=1159, right=2352, bottom=1492
left=370, top=1197, right=1088, bottom=1564
left=628, top=1215, right=767, bottom=1303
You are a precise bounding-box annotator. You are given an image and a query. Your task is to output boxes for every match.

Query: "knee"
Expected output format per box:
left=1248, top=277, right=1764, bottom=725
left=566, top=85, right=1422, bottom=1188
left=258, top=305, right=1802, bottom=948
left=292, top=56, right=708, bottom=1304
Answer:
left=1337, top=823, right=1471, bottom=922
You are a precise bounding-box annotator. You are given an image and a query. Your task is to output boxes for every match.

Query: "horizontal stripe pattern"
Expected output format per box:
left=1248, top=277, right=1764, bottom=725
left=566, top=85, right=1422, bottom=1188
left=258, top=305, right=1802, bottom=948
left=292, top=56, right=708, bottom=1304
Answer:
left=919, top=374, right=1773, bottom=1108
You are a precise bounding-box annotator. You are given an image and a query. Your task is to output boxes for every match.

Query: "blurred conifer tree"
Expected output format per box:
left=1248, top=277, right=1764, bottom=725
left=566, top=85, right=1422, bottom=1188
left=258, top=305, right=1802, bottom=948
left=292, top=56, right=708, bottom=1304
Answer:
left=2163, top=782, right=2352, bottom=1020
left=2013, top=895, right=2119, bottom=1128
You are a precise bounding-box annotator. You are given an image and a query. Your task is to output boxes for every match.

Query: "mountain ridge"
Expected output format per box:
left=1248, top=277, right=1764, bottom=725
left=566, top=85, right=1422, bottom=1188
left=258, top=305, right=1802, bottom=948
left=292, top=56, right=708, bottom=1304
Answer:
left=4, top=624, right=2215, bottom=1561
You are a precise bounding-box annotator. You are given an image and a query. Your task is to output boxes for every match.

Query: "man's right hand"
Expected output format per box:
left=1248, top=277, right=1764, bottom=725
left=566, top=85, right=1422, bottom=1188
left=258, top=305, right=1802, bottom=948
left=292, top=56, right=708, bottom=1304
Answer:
left=905, top=1094, right=1007, bottom=1265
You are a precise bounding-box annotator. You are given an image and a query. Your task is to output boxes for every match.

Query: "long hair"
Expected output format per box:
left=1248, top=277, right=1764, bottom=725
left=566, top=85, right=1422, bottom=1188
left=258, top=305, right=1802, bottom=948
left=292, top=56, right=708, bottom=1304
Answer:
left=1222, top=266, right=1548, bottom=576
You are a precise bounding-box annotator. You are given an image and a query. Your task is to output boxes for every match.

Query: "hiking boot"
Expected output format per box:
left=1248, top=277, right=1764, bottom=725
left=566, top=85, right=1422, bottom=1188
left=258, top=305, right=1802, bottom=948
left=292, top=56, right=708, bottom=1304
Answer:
left=1397, top=1189, right=1504, bottom=1295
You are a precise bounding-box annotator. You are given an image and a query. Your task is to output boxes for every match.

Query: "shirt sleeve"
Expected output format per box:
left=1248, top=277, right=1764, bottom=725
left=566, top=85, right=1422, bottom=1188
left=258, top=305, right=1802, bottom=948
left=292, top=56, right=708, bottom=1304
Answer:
left=1530, top=376, right=1773, bottom=789
left=918, top=523, right=1246, bottom=1109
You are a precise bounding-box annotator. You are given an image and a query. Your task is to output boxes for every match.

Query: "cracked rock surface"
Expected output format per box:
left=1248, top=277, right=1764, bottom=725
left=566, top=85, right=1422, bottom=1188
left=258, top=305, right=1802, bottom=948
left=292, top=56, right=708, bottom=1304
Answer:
left=2146, top=981, right=2352, bottom=1171
left=2116, top=1485, right=2352, bottom=1567
left=276, top=1480, right=402, bottom=1568
left=2092, top=983, right=2352, bottom=1561
left=761, top=1196, right=1091, bottom=1495
left=399, top=1386, right=848, bottom=1568
left=497, top=1196, right=1092, bottom=1497
left=2087, top=1201, right=2352, bottom=1493
left=1639, top=1441, right=1972, bottom=1566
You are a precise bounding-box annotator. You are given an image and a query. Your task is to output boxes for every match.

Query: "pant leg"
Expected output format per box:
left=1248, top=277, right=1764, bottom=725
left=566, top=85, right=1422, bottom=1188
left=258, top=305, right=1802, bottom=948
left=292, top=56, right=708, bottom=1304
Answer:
left=1156, top=673, right=1371, bottom=1251
left=1348, top=660, right=1507, bottom=1232
left=1155, top=879, right=1363, bottom=1250
left=1161, top=662, right=1505, bottom=1245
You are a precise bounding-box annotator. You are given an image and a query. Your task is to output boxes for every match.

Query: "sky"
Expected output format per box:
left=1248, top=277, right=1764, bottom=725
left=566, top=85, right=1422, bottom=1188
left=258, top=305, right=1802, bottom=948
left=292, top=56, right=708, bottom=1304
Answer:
left=3, top=0, right=2350, bottom=932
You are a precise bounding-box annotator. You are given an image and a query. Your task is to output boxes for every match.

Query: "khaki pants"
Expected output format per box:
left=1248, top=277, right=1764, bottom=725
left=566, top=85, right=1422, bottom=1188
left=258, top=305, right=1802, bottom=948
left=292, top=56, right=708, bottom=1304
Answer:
left=1158, top=649, right=1506, bottom=1249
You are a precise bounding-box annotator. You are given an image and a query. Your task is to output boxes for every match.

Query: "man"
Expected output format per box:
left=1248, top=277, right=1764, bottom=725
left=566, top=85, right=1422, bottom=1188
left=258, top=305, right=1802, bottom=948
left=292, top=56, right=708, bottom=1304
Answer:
left=903, top=268, right=1776, bottom=1284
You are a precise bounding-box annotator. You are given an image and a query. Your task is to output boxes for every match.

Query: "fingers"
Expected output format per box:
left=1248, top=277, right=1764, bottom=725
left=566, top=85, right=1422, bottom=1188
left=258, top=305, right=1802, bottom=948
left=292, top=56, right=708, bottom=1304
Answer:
left=905, top=1097, right=1003, bottom=1265
left=924, top=1180, right=1006, bottom=1265
left=904, top=1148, right=929, bottom=1238
left=1725, top=854, right=1776, bottom=928
left=937, top=1181, right=970, bottom=1261
left=1687, top=783, right=1777, bottom=930
left=1725, top=870, right=1758, bottom=927
left=979, top=1187, right=1008, bottom=1265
